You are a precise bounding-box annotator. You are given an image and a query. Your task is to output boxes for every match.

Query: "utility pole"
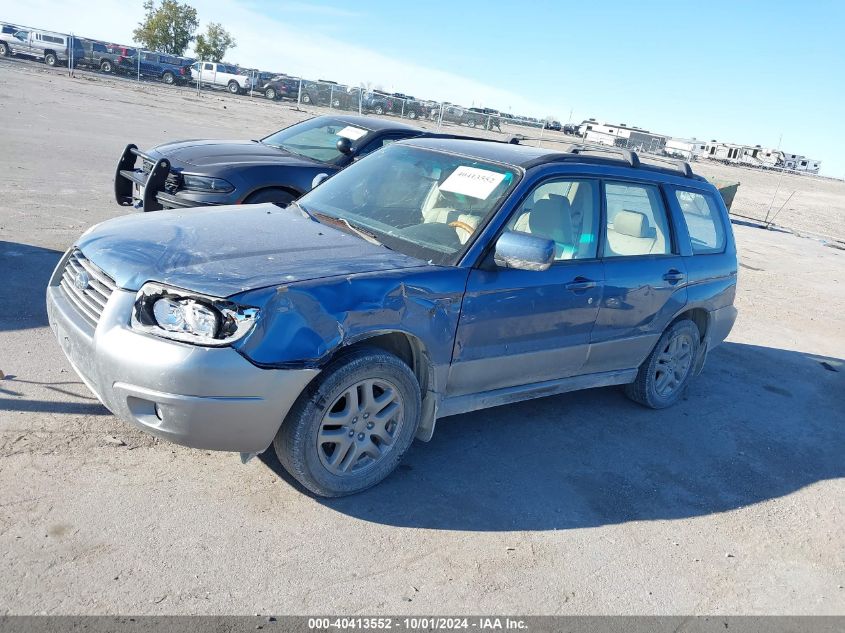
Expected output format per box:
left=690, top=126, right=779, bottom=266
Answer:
left=764, top=133, right=785, bottom=224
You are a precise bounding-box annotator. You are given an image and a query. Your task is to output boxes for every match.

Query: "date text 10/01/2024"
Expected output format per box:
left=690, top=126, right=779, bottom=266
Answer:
left=307, top=618, right=528, bottom=630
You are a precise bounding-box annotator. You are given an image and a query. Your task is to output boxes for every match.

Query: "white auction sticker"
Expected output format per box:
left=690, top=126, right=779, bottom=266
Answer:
left=439, top=166, right=506, bottom=200
left=336, top=126, right=368, bottom=141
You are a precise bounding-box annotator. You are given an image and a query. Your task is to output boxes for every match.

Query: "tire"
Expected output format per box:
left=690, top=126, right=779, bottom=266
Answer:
left=274, top=347, right=422, bottom=497
left=44, top=53, right=57, bottom=67
left=301, top=93, right=312, bottom=104
left=408, top=110, right=417, bottom=120
left=0, top=43, right=10, bottom=57
left=332, top=98, right=341, bottom=108
left=624, top=319, right=701, bottom=409
left=466, top=119, right=477, bottom=128
left=265, top=87, right=277, bottom=100
left=227, top=80, right=240, bottom=94
left=101, top=60, right=113, bottom=73
left=162, top=71, right=175, bottom=85
left=374, top=105, right=384, bottom=115
left=243, top=188, right=296, bottom=207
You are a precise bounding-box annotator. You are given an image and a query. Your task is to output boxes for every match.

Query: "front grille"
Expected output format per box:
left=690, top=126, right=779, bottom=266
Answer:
left=141, top=158, right=181, bottom=193
left=59, top=249, right=117, bottom=327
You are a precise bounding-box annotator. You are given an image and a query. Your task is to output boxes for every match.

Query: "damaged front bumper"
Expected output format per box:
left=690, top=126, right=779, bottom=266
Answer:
left=46, top=259, right=318, bottom=453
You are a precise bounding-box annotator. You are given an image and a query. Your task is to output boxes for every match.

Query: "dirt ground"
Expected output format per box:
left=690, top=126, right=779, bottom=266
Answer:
left=1, top=59, right=844, bottom=616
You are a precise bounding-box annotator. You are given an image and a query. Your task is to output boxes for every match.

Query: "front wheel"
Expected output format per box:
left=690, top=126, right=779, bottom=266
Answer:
left=227, top=80, right=240, bottom=94
left=44, top=53, right=57, bottom=67
left=407, top=110, right=417, bottom=120
left=274, top=347, right=421, bottom=497
left=624, top=319, right=701, bottom=409
left=301, top=93, right=312, bottom=104
left=0, top=43, right=10, bottom=57
left=101, top=59, right=113, bottom=73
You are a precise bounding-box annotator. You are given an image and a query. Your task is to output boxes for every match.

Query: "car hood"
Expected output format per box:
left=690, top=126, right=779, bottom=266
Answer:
left=150, top=139, right=324, bottom=169
left=76, top=204, right=429, bottom=297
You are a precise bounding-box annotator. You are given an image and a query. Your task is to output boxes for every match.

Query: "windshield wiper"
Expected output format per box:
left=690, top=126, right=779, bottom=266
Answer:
left=310, top=211, right=386, bottom=247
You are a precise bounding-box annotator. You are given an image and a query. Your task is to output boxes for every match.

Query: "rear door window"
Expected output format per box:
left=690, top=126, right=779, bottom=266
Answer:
left=603, top=182, right=673, bottom=257
left=674, top=189, right=726, bottom=254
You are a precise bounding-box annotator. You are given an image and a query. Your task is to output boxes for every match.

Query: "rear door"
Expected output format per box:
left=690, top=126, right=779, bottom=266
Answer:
left=448, top=176, right=604, bottom=396
left=585, top=179, right=688, bottom=373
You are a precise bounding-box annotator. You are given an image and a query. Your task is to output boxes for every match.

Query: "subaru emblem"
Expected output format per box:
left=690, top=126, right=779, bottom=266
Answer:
left=74, top=271, right=90, bottom=291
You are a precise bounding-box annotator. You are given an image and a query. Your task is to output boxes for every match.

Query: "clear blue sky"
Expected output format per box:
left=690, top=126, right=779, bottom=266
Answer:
left=6, top=0, right=844, bottom=175
left=260, top=0, right=845, bottom=177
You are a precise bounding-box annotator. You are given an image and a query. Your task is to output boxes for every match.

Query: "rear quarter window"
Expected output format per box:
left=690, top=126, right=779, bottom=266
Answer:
left=675, top=190, right=727, bottom=254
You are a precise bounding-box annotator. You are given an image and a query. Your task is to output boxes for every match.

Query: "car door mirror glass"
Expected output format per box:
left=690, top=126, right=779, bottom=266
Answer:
left=493, top=231, right=555, bottom=271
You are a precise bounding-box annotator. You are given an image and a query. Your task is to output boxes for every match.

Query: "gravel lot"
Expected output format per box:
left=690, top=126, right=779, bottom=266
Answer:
left=1, top=59, right=843, bottom=616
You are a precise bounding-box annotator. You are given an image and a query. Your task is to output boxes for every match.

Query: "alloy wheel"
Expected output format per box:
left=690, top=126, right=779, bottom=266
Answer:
left=317, top=378, right=405, bottom=476
left=653, top=332, right=694, bottom=397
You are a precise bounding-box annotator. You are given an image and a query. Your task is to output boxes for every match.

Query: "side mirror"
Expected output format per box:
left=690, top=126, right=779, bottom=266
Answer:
left=493, top=231, right=555, bottom=271
left=336, top=137, right=353, bottom=156
left=311, top=173, right=330, bottom=189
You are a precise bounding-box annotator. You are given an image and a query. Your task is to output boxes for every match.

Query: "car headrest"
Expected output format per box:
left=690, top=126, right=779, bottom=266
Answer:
left=613, top=210, right=653, bottom=238
left=529, top=197, right=572, bottom=237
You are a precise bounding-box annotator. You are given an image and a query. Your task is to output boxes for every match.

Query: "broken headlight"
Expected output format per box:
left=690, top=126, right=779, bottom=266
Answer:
left=131, top=283, right=259, bottom=346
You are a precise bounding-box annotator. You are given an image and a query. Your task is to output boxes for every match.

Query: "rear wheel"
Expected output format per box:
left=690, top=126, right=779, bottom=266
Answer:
left=332, top=98, right=341, bottom=107
left=466, top=119, right=477, bottom=128
left=264, top=87, right=277, bottom=100
left=407, top=110, right=418, bottom=120
left=227, top=80, right=240, bottom=94
left=374, top=105, right=384, bottom=115
left=274, top=347, right=421, bottom=497
left=162, top=71, right=175, bottom=85
left=243, top=188, right=296, bottom=207
left=0, top=43, right=10, bottom=57
left=101, top=59, right=113, bottom=73
left=624, top=319, right=700, bottom=409
left=301, top=92, right=312, bottom=104
left=44, top=53, right=57, bottom=67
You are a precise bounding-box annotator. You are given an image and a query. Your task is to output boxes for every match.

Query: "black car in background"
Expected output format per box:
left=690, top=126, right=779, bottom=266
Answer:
left=114, top=115, right=435, bottom=211
left=300, top=80, right=346, bottom=106
left=262, top=74, right=301, bottom=101
left=543, top=120, right=562, bottom=131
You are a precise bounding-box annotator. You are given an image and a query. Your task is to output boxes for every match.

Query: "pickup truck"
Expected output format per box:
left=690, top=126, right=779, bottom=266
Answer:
left=0, top=27, right=83, bottom=67
left=191, top=61, right=255, bottom=94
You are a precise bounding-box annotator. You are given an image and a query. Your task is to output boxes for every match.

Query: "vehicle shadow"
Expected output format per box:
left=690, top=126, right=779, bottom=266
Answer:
left=260, top=342, right=844, bottom=531
left=0, top=241, right=63, bottom=332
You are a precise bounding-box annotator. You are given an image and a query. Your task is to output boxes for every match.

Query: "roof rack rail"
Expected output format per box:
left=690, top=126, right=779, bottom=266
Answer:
left=567, top=144, right=640, bottom=168
left=639, top=154, right=694, bottom=178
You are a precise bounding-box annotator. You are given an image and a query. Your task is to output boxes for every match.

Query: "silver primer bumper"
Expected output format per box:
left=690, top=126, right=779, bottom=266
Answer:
left=46, top=281, right=318, bottom=453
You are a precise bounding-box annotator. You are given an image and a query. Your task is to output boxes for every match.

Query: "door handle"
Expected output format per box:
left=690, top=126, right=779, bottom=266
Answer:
left=565, top=277, right=598, bottom=292
left=663, top=269, right=685, bottom=283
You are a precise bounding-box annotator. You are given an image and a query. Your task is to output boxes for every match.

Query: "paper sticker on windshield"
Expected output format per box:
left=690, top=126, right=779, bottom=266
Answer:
left=439, top=166, right=506, bottom=200
left=337, top=126, right=367, bottom=141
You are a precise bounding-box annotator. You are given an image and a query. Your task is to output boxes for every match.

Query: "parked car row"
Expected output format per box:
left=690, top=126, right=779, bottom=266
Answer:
left=0, top=20, right=579, bottom=130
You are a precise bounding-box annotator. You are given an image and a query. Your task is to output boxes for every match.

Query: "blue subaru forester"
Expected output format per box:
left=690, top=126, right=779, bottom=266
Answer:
left=47, top=138, right=737, bottom=496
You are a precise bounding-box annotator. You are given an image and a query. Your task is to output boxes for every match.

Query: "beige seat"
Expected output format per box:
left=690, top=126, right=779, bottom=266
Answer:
left=606, top=209, right=665, bottom=256
left=513, top=197, right=576, bottom=259
left=421, top=188, right=483, bottom=244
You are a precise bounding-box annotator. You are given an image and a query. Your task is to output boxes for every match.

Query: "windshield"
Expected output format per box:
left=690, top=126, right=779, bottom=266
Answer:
left=297, top=144, right=519, bottom=265
left=261, top=118, right=372, bottom=164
